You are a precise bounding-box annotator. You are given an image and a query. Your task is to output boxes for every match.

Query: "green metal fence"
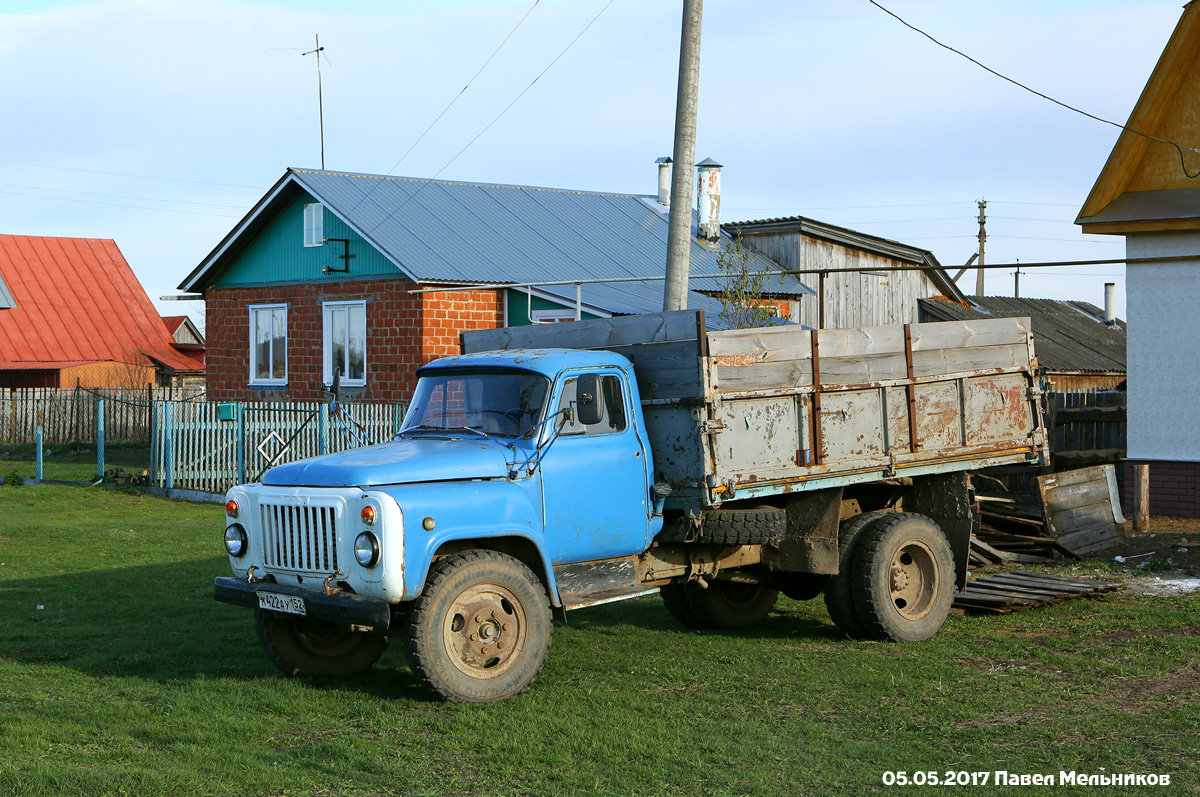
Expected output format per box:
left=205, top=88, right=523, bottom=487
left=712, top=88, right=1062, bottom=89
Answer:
left=149, top=400, right=408, bottom=494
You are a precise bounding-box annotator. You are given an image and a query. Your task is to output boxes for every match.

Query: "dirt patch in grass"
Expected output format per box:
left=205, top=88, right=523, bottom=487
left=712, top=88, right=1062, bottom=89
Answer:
left=1100, top=516, right=1200, bottom=576
left=1109, top=664, right=1200, bottom=702
left=955, top=664, right=1200, bottom=729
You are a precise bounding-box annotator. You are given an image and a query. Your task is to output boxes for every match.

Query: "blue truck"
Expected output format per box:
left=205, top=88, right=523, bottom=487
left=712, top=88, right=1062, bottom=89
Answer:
left=215, top=310, right=1047, bottom=702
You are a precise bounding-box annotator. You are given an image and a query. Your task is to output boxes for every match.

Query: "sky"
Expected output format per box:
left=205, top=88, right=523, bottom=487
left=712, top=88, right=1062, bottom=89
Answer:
left=0, top=0, right=1188, bottom=330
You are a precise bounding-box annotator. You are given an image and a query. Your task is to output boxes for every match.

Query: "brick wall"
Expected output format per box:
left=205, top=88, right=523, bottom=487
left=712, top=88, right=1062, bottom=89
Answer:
left=421, top=289, right=505, bottom=361
left=1124, top=460, right=1200, bottom=518
left=205, top=279, right=502, bottom=402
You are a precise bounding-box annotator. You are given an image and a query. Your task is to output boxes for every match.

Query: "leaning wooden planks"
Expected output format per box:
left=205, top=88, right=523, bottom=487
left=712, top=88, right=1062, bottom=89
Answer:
left=1037, top=465, right=1126, bottom=557
left=953, top=570, right=1121, bottom=614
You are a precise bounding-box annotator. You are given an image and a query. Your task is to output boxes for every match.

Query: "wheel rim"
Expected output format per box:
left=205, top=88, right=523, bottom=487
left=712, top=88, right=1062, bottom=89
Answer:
left=290, top=618, right=363, bottom=658
left=888, top=540, right=939, bottom=621
left=442, top=583, right=527, bottom=680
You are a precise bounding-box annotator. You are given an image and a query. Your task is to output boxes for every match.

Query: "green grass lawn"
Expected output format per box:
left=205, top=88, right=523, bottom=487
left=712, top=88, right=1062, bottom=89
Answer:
left=2, top=441, right=151, bottom=483
left=0, top=486, right=1197, bottom=796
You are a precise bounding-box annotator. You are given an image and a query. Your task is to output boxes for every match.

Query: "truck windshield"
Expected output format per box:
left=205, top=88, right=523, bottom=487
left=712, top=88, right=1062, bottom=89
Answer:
left=401, top=368, right=550, bottom=439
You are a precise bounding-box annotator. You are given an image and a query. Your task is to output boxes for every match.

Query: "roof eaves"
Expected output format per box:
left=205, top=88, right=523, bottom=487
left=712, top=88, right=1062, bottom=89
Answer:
left=179, top=171, right=299, bottom=292
left=288, top=169, right=421, bottom=280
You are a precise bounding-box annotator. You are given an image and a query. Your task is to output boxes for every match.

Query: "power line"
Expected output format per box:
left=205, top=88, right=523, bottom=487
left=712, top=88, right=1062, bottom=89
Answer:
left=0, top=159, right=264, bottom=189
left=869, top=0, right=1200, bottom=179
left=0, top=189, right=241, bottom=217
left=345, top=0, right=541, bottom=217
left=726, top=200, right=971, bottom=212
left=991, top=215, right=1078, bottom=223
left=363, top=0, right=615, bottom=238
left=990, top=235, right=1117, bottom=243
left=0, top=181, right=247, bottom=209
left=991, top=200, right=1081, bottom=208
left=835, top=216, right=973, bottom=225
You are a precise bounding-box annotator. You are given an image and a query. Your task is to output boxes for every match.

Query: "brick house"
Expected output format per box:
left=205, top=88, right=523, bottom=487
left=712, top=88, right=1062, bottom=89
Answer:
left=180, top=166, right=812, bottom=403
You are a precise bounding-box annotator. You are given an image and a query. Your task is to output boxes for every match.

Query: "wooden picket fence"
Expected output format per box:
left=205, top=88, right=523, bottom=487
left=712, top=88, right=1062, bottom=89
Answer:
left=150, top=400, right=408, bottom=493
left=1046, top=390, right=1127, bottom=471
left=2, top=387, right=203, bottom=445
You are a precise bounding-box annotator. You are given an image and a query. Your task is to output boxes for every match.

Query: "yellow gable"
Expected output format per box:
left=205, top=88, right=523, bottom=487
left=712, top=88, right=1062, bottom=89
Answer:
left=1078, top=2, right=1200, bottom=233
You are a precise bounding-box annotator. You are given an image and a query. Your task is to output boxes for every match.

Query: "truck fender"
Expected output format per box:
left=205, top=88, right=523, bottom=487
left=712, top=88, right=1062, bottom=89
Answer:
left=423, top=532, right=563, bottom=610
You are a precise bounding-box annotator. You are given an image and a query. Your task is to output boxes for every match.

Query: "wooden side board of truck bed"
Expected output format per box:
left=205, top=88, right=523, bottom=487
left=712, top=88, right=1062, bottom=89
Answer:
left=462, top=310, right=1048, bottom=508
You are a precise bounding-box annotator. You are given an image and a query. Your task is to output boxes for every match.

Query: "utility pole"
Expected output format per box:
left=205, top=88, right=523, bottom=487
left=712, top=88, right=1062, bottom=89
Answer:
left=303, top=34, right=326, bottom=170
left=975, top=199, right=987, bottom=296
left=663, top=0, right=703, bottom=312
left=1013, top=261, right=1024, bottom=298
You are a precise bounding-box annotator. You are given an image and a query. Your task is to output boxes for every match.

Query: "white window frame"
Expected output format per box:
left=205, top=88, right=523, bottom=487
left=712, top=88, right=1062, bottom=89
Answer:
left=531, top=308, right=577, bottom=324
left=322, top=300, right=367, bottom=387
left=303, top=202, right=324, bottom=247
left=248, top=303, right=288, bottom=386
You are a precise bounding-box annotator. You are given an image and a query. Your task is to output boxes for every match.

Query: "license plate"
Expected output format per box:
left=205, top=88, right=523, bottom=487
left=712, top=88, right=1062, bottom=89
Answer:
left=257, top=591, right=307, bottom=616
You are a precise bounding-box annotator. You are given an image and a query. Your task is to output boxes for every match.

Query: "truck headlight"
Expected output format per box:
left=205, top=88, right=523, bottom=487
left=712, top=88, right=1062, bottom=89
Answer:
left=354, top=531, right=380, bottom=568
left=224, top=524, right=248, bottom=557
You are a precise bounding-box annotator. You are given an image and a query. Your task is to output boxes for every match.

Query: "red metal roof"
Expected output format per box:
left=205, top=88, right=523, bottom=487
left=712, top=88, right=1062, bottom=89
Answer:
left=0, top=235, right=203, bottom=373
left=161, top=315, right=187, bottom=335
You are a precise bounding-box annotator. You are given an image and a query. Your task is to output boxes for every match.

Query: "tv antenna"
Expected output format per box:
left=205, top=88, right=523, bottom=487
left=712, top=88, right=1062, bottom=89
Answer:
left=302, top=34, right=327, bottom=169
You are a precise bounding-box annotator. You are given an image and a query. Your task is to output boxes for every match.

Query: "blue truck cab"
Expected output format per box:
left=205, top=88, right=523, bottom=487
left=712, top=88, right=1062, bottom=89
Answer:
left=216, top=348, right=666, bottom=702
left=215, top=310, right=1048, bottom=703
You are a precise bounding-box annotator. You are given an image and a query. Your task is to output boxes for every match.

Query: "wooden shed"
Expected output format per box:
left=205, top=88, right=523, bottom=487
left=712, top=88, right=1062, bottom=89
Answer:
left=726, top=216, right=967, bottom=328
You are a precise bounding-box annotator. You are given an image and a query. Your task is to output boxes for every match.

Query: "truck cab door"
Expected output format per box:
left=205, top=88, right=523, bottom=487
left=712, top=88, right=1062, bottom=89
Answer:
left=538, top=370, right=651, bottom=564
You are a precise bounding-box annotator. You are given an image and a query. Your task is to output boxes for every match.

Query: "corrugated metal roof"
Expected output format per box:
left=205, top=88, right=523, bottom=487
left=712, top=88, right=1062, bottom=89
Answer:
left=917, top=296, right=1126, bottom=374
left=183, top=169, right=813, bottom=316
left=0, top=235, right=203, bottom=373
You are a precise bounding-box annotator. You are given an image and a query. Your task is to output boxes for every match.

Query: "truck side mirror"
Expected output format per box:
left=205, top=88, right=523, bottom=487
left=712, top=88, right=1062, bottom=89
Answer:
left=575, top=373, right=604, bottom=426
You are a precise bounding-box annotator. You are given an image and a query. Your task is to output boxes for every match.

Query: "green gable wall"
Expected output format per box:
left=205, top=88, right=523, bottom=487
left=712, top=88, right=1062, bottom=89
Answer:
left=214, top=192, right=401, bottom=287
left=505, top=289, right=602, bottom=327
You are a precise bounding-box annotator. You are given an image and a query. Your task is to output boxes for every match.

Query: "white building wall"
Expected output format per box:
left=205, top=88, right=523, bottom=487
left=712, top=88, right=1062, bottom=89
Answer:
left=1125, top=230, right=1200, bottom=461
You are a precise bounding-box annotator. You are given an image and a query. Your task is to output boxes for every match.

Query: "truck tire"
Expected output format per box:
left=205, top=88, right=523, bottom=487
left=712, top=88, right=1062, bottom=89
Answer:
left=404, top=550, right=552, bottom=703
left=659, top=583, right=703, bottom=628
left=849, top=513, right=955, bottom=643
left=685, top=580, right=779, bottom=630
left=254, top=609, right=388, bottom=676
left=774, top=572, right=823, bottom=601
left=823, top=511, right=891, bottom=639
left=696, top=506, right=785, bottom=545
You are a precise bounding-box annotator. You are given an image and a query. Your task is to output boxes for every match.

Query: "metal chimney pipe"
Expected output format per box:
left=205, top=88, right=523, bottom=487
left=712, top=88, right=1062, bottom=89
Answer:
left=656, top=157, right=672, bottom=205
left=1104, top=282, right=1116, bottom=324
left=696, top=157, right=722, bottom=243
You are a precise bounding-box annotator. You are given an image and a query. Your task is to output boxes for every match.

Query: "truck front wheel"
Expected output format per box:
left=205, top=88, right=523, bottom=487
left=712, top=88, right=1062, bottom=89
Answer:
left=405, top=550, right=552, bottom=703
left=849, top=513, right=954, bottom=642
left=254, top=609, right=388, bottom=676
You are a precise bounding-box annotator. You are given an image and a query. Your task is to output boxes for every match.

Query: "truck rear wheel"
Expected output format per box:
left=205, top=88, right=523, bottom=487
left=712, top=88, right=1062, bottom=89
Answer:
left=685, top=580, right=778, bottom=630
left=405, top=550, right=552, bottom=703
left=849, top=513, right=954, bottom=643
left=696, top=506, right=785, bottom=545
left=823, top=511, right=891, bottom=639
left=254, top=609, right=388, bottom=676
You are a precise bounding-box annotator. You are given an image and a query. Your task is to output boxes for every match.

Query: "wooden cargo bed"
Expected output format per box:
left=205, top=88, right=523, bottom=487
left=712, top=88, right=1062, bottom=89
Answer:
left=462, top=310, right=1048, bottom=508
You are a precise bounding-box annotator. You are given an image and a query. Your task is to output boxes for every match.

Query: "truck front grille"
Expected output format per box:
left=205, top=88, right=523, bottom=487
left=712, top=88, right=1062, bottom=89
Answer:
left=260, top=501, right=341, bottom=574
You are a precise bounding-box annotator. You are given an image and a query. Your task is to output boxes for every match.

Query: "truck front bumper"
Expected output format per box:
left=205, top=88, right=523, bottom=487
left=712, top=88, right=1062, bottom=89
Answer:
left=213, top=577, right=393, bottom=630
